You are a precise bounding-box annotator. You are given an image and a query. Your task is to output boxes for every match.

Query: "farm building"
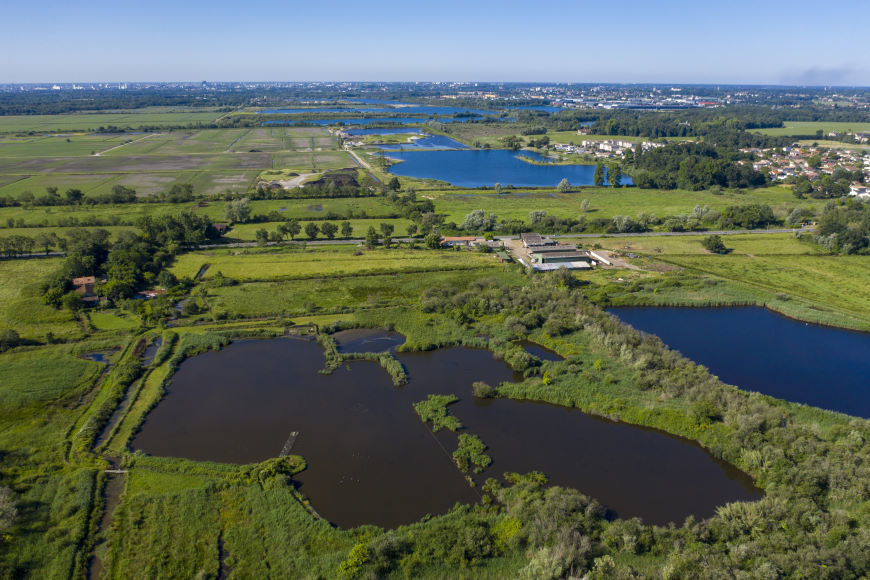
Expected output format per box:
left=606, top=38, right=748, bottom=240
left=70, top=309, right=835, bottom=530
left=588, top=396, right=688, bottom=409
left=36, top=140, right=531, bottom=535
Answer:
left=441, top=236, right=477, bottom=247
left=520, top=233, right=556, bottom=248
left=72, top=276, right=100, bottom=306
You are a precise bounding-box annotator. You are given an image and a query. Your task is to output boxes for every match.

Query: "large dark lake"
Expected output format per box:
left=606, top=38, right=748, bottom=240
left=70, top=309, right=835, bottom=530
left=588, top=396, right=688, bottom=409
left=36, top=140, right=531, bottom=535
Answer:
left=609, top=307, right=870, bottom=417
left=386, top=149, right=632, bottom=187
left=133, top=337, right=759, bottom=528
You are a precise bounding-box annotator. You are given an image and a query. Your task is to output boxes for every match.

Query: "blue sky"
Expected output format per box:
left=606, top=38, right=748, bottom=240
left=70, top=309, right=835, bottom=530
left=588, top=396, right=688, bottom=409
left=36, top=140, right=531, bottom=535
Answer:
left=2, top=0, right=868, bottom=85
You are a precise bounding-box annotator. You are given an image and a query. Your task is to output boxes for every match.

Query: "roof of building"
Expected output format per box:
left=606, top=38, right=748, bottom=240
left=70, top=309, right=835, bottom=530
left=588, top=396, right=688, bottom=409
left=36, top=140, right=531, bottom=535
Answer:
left=526, top=244, right=578, bottom=253
left=442, top=236, right=477, bottom=242
left=532, top=251, right=594, bottom=260
left=532, top=262, right=592, bottom=271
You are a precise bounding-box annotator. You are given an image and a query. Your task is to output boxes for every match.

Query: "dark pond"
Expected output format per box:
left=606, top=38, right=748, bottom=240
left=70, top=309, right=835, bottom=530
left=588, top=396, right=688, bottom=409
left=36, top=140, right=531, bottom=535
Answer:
left=134, top=338, right=760, bottom=528
left=386, top=149, right=633, bottom=188
left=141, top=337, right=163, bottom=367
left=82, top=352, right=110, bottom=363
left=346, top=128, right=422, bottom=136
left=333, top=329, right=406, bottom=353
left=608, top=307, right=870, bottom=418
left=518, top=340, right=564, bottom=361
left=377, top=135, right=467, bottom=151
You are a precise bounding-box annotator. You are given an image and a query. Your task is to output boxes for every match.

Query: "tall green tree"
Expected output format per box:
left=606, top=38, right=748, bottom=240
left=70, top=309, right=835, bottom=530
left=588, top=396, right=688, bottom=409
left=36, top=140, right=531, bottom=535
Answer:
left=608, top=164, right=622, bottom=187
left=321, top=222, right=338, bottom=240
left=304, top=222, right=320, bottom=240
left=593, top=163, right=605, bottom=187
left=365, top=226, right=379, bottom=248
left=255, top=228, right=269, bottom=246
left=340, top=221, right=353, bottom=238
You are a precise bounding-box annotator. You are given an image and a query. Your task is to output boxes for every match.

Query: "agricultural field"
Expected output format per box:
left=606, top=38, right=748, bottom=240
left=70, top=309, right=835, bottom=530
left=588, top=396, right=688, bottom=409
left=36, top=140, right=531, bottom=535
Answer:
left=0, top=127, right=351, bottom=200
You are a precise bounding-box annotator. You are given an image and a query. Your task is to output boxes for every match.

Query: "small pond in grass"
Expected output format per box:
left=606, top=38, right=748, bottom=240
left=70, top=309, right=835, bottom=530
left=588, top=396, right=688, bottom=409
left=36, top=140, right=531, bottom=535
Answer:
left=385, top=149, right=633, bottom=188
left=518, top=340, right=564, bottom=362
left=133, top=338, right=760, bottom=528
left=608, top=306, right=870, bottom=418
left=333, top=329, right=405, bottom=353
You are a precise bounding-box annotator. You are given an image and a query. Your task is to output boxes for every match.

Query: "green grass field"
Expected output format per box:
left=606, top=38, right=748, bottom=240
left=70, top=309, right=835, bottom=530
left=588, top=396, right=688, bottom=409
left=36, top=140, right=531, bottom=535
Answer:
left=755, top=121, right=870, bottom=137
left=0, top=258, right=83, bottom=339
left=172, top=245, right=505, bottom=281
left=0, top=108, right=226, bottom=133
left=576, top=232, right=820, bottom=256
left=579, top=233, right=870, bottom=330
left=661, top=254, right=870, bottom=322
left=207, top=267, right=509, bottom=318
left=432, top=184, right=810, bottom=224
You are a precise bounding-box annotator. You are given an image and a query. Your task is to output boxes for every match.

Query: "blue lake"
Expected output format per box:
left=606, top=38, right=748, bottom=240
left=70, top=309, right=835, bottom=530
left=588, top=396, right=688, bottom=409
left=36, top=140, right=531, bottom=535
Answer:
left=377, top=135, right=467, bottom=151
left=608, top=307, right=870, bottom=418
left=262, top=117, right=493, bottom=127
left=345, top=128, right=422, bottom=136
left=386, top=149, right=632, bottom=187
left=509, top=105, right=568, bottom=113
left=261, top=106, right=499, bottom=116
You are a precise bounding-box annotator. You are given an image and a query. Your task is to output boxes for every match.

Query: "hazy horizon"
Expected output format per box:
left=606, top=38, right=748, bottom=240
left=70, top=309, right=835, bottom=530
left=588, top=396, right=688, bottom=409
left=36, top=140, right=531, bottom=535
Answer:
left=2, top=0, right=869, bottom=85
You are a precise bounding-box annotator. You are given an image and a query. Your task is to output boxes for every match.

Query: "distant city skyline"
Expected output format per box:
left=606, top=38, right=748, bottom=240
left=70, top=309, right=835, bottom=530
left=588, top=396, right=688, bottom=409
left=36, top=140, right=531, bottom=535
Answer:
left=2, top=0, right=869, bottom=86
